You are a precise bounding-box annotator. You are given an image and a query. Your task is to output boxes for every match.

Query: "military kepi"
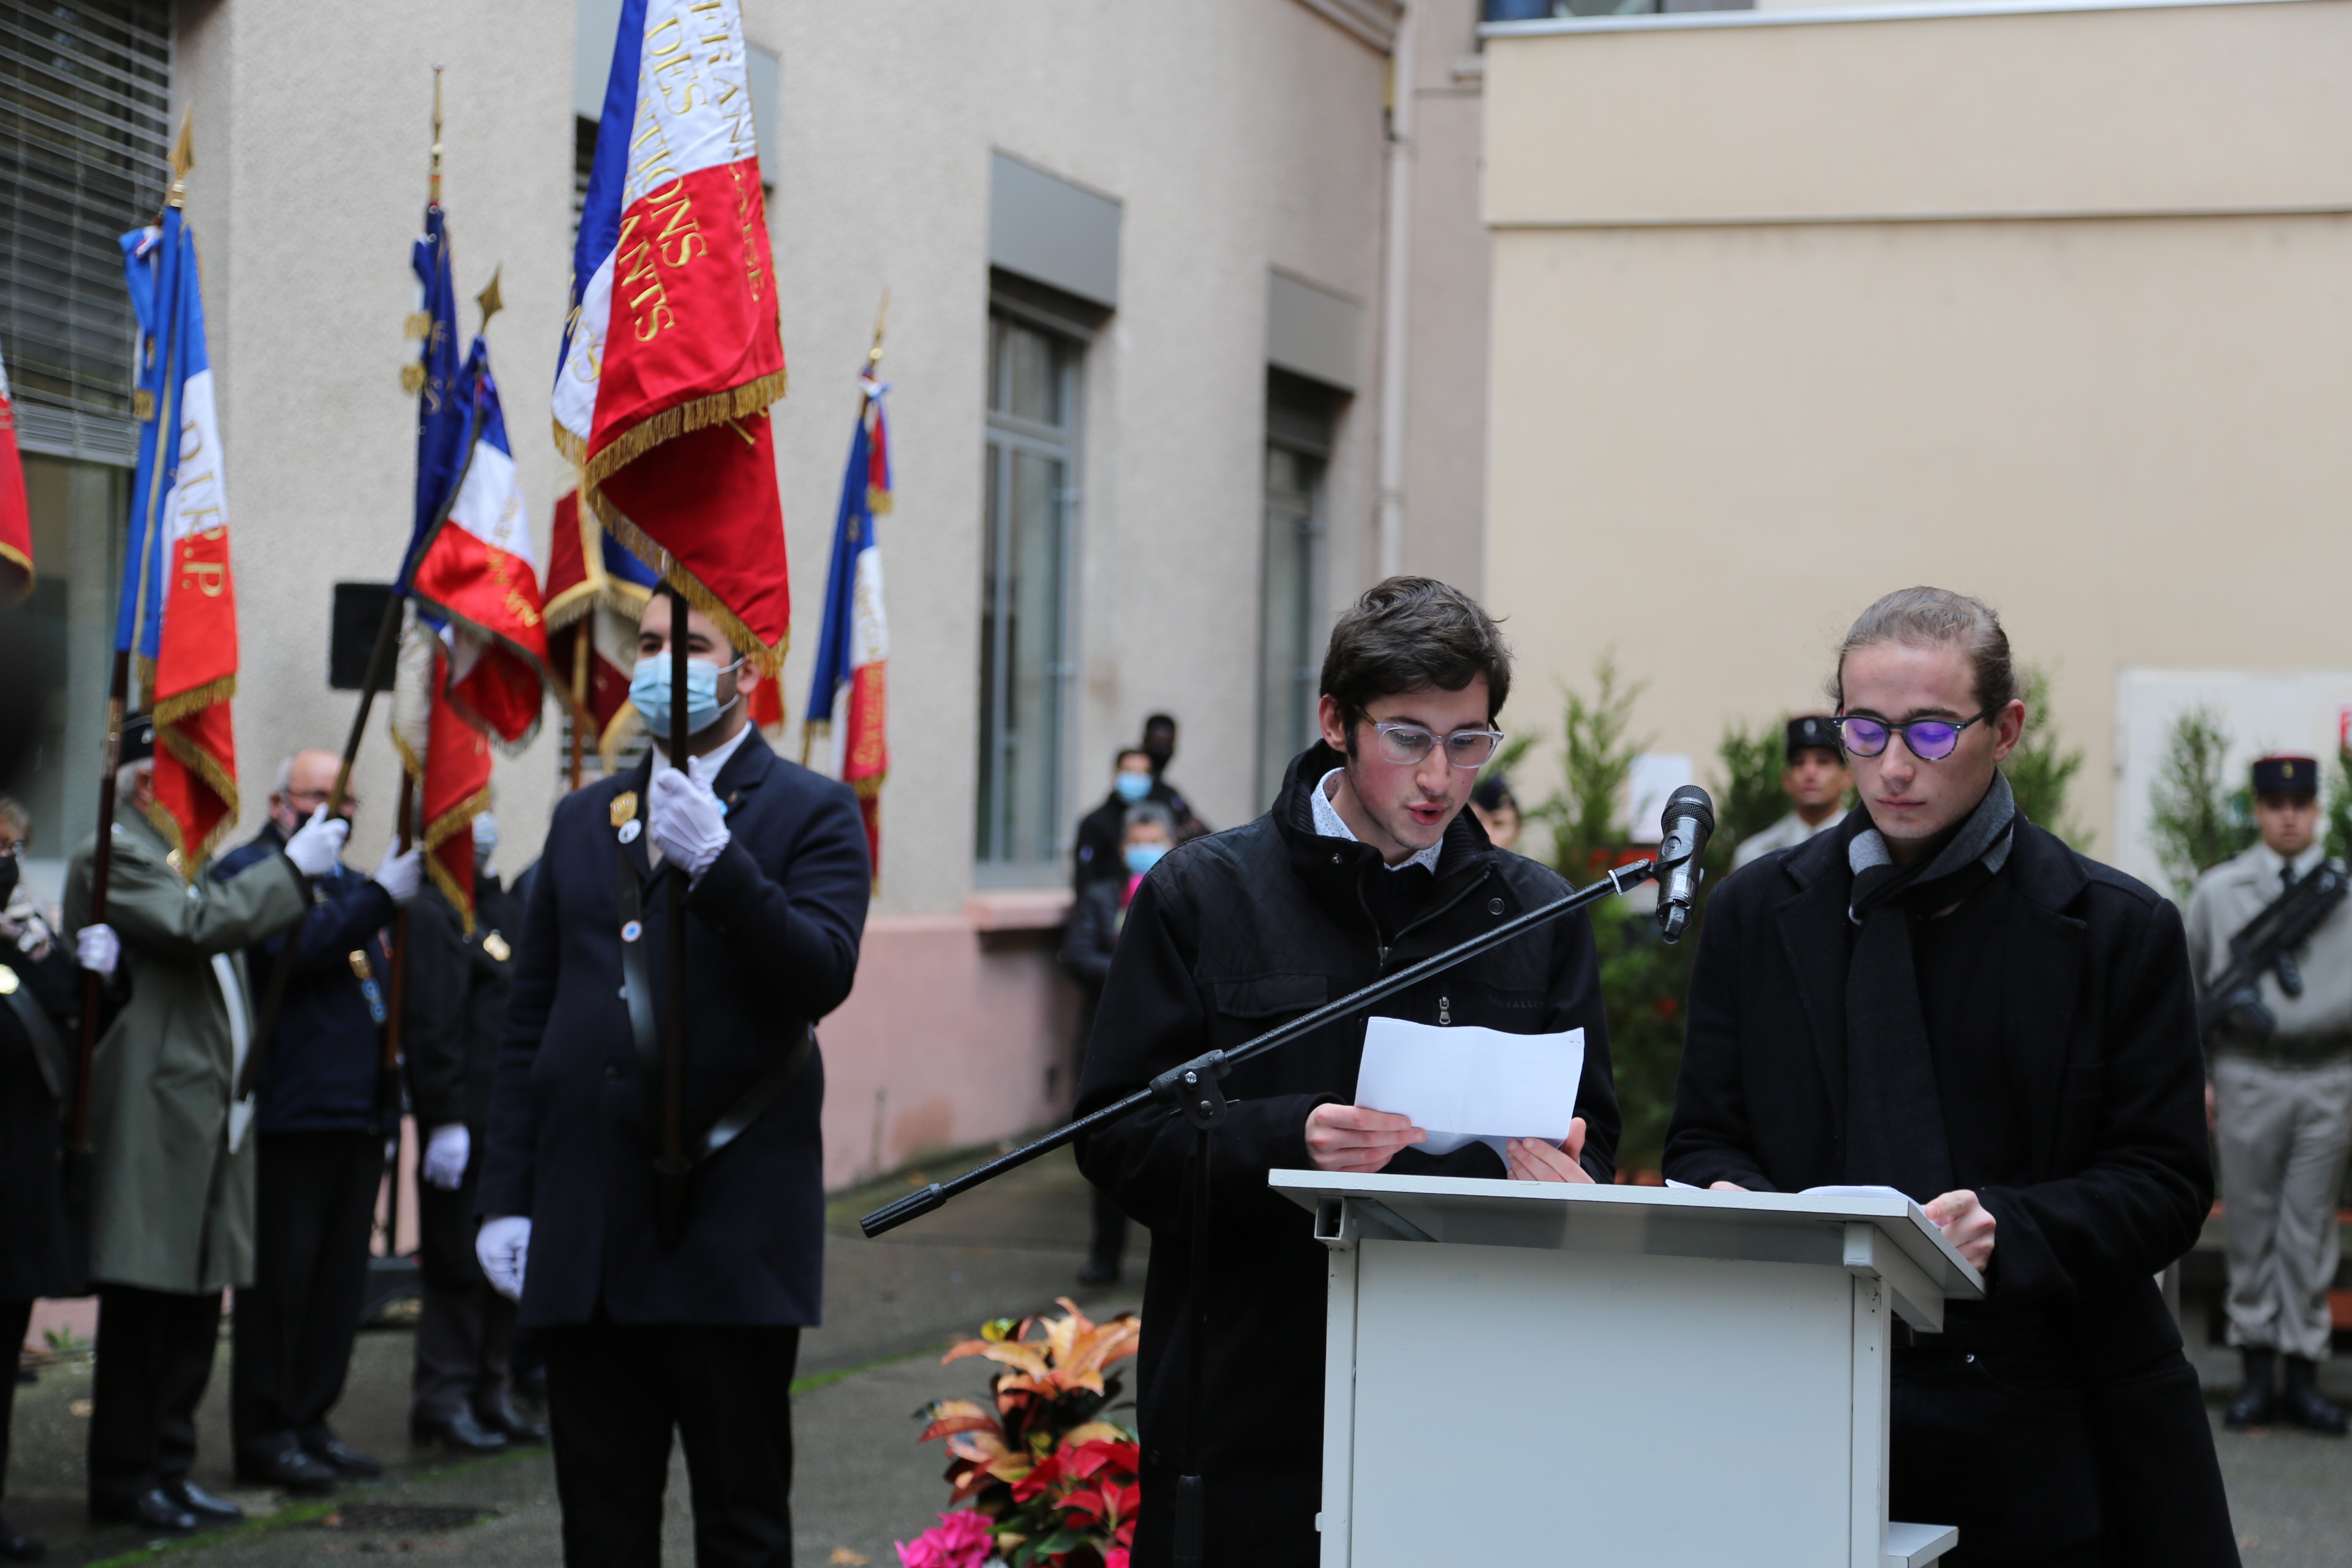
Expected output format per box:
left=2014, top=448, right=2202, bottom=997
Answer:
left=2252, top=754, right=2319, bottom=798
left=120, top=713, right=155, bottom=764
left=1787, top=713, right=1838, bottom=759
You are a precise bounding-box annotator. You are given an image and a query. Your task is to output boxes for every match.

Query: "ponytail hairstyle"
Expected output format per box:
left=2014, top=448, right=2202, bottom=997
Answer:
left=1831, top=586, right=2016, bottom=714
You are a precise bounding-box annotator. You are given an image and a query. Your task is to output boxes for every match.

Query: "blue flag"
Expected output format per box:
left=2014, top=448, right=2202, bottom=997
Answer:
left=406, top=203, right=468, bottom=589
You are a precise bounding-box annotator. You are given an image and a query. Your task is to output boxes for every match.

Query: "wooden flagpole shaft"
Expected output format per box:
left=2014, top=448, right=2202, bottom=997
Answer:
left=655, top=585, right=692, bottom=1245
left=569, top=628, right=589, bottom=791
left=382, top=771, right=415, bottom=1256
left=70, top=649, right=131, bottom=1150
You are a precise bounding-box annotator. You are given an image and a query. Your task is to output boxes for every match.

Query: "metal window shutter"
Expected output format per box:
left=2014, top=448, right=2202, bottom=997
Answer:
left=0, top=0, right=171, bottom=467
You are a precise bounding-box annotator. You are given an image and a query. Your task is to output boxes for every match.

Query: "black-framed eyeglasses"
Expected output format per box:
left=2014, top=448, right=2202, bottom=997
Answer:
left=1832, top=709, right=1992, bottom=763
left=1371, top=721, right=1505, bottom=769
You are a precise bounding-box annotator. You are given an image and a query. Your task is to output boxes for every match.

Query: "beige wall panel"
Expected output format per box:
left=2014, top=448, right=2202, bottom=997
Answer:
left=1487, top=211, right=2352, bottom=859
left=1485, top=1, right=2352, bottom=225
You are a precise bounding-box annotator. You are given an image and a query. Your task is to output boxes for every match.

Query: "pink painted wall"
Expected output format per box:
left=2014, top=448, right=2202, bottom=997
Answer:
left=816, top=913, right=1084, bottom=1190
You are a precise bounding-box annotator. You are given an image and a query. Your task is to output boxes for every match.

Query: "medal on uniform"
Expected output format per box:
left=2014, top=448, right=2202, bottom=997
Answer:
left=619, top=819, right=642, bottom=845
left=621, top=920, right=643, bottom=943
left=0, top=965, right=16, bottom=995
left=483, top=931, right=511, bottom=962
left=611, top=791, right=638, bottom=828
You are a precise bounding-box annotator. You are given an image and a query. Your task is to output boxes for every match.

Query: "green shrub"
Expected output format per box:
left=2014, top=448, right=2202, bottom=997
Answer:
left=2148, top=706, right=2253, bottom=901
left=2005, top=666, right=2090, bottom=850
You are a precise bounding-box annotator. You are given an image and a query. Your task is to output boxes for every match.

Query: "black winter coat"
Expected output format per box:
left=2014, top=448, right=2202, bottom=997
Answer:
left=477, top=732, right=869, bottom=1328
left=1665, top=815, right=2213, bottom=1366
left=215, top=825, right=395, bottom=1135
left=0, top=940, right=83, bottom=1300
left=402, top=872, right=523, bottom=1136
left=1075, top=744, right=1617, bottom=1568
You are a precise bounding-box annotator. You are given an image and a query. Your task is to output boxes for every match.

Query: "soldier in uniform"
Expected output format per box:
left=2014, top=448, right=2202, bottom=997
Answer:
left=2187, top=753, right=2352, bottom=1434
left=64, top=721, right=349, bottom=1532
left=1731, top=714, right=1852, bottom=869
left=403, top=810, right=541, bottom=1453
left=477, top=595, right=870, bottom=1567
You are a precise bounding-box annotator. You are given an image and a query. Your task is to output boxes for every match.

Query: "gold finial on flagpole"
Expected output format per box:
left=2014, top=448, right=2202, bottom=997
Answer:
left=163, top=108, right=193, bottom=209
left=868, top=290, right=889, bottom=371
left=477, top=265, right=504, bottom=333
left=429, top=64, right=445, bottom=206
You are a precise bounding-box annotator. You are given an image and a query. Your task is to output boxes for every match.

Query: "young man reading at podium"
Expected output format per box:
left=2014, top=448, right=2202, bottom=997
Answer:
left=1667, top=587, right=2234, bottom=1567
left=1076, top=577, right=1618, bottom=1568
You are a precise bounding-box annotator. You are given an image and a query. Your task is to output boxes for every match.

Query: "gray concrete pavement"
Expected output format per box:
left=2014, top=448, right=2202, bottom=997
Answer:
left=13, top=1148, right=2352, bottom=1566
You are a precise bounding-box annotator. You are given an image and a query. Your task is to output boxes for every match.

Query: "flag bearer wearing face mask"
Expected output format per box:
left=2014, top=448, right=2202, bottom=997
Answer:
left=475, top=595, right=870, bottom=1567
left=1059, top=802, right=1178, bottom=1286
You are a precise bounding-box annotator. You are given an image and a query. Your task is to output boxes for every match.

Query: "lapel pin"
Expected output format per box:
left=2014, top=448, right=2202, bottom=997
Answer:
left=611, top=791, right=638, bottom=827
left=619, top=819, right=643, bottom=845
left=622, top=920, right=643, bottom=943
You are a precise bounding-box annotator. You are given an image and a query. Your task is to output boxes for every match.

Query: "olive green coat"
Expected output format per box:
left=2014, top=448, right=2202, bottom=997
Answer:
left=63, top=812, right=306, bottom=1294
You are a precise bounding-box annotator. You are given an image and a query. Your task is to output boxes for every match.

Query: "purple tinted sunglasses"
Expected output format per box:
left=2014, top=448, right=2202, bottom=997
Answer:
left=1832, top=709, right=1992, bottom=762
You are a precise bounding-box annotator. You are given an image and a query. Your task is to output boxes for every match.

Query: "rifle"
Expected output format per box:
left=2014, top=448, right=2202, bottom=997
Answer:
left=2196, top=862, right=2351, bottom=1043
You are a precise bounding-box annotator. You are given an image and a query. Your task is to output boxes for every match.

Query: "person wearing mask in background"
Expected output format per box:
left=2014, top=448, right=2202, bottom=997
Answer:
left=2187, top=755, right=2352, bottom=1435
left=0, top=798, right=118, bottom=1561
left=213, top=751, right=421, bottom=1496
left=1730, top=714, right=1853, bottom=871
left=477, top=595, right=869, bottom=1567
left=1058, top=801, right=1175, bottom=1287
left=65, top=719, right=350, bottom=1533
left=1469, top=774, right=1520, bottom=853
left=402, top=810, right=542, bottom=1455
left=1072, top=749, right=1160, bottom=894
left=1137, top=714, right=1211, bottom=843
left=1668, top=587, right=2233, bottom=1565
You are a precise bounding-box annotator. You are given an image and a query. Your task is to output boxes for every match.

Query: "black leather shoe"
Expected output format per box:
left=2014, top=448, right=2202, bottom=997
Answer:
left=476, top=1396, right=546, bottom=1445
left=2281, top=1357, right=2350, bottom=1436
left=235, top=1446, right=338, bottom=1494
left=306, top=1438, right=382, bottom=1479
left=89, top=1488, right=198, bottom=1532
left=0, top=1513, right=45, bottom=1561
left=164, top=1480, right=244, bottom=1523
left=1076, top=1261, right=1121, bottom=1287
left=2225, top=1348, right=2277, bottom=1429
left=411, top=1409, right=508, bottom=1455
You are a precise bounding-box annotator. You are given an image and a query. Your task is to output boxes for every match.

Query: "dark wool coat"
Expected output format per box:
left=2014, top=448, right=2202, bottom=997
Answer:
left=1666, top=814, right=2234, bottom=1562
left=0, top=939, right=83, bottom=1300
left=1076, top=743, right=1618, bottom=1568
left=403, top=872, right=524, bottom=1137
left=477, top=732, right=869, bottom=1328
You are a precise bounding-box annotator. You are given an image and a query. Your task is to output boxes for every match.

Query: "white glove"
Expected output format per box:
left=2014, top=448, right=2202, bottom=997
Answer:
left=282, top=806, right=350, bottom=878
left=649, top=758, right=730, bottom=880
left=477, top=1214, right=530, bottom=1302
left=75, top=923, right=120, bottom=979
left=372, top=842, right=423, bottom=905
left=421, top=1123, right=470, bottom=1189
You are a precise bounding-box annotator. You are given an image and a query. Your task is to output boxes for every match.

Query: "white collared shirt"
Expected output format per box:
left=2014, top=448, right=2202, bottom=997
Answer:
left=1313, top=769, right=1442, bottom=875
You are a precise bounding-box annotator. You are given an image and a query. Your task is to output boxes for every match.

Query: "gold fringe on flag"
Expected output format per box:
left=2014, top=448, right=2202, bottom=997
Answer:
left=554, top=369, right=791, bottom=489
left=583, top=479, right=787, bottom=678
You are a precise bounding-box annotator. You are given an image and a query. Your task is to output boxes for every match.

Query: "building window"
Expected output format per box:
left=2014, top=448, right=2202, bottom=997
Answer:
left=1258, top=371, right=1340, bottom=807
left=976, top=307, right=1080, bottom=873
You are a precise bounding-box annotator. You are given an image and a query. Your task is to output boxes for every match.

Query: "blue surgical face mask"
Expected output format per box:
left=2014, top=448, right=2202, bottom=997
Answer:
left=1124, top=842, right=1169, bottom=876
left=1114, top=771, right=1152, bottom=804
left=631, top=655, right=742, bottom=741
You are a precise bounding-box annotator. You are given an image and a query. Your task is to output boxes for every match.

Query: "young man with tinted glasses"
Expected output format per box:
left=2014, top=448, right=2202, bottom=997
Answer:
left=1077, top=576, right=1618, bottom=1568
left=1668, top=587, right=2234, bottom=1566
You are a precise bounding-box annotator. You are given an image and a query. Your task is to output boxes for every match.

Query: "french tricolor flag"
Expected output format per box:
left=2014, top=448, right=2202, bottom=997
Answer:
left=555, top=0, right=791, bottom=670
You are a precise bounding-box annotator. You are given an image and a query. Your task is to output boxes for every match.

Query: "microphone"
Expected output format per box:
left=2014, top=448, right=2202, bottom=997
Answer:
left=1654, top=785, right=1715, bottom=944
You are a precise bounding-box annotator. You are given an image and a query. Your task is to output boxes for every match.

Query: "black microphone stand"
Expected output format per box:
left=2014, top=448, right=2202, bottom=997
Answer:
left=862, top=829, right=1705, bottom=1566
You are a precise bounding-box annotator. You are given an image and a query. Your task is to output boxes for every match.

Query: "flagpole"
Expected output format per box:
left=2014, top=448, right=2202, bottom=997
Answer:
left=75, top=110, right=195, bottom=1158
left=381, top=772, right=416, bottom=1258
left=244, top=70, right=440, bottom=1093
left=568, top=628, right=589, bottom=792
left=655, top=584, right=692, bottom=1246
left=799, top=293, right=889, bottom=771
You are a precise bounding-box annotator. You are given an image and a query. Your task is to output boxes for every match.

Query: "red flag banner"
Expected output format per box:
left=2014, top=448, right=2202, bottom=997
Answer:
left=0, top=337, right=30, bottom=601
left=391, top=626, right=494, bottom=928
left=543, top=487, right=657, bottom=767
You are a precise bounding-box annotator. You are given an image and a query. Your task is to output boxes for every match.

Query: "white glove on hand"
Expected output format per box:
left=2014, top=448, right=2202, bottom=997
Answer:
left=477, top=1214, right=530, bottom=1302
left=75, top=923, right=120, bottom=979
left=372, top=842, right=423, bottom=905
left=649, top=759, right=730, bottom=881
left=421, top=1123, right=470, bottom=1189
left=282, top=806, right=350, bottom=879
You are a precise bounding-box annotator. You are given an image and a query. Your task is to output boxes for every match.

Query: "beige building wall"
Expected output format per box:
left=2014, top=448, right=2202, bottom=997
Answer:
left=1482, top=0, right=2352, bottom=862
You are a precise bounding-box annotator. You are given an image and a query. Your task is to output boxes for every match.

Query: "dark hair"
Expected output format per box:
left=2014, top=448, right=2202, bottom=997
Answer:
left=1831, top=586, right=2017, bottom=715
left=1122, top=801, right=1176, bottom=837
left=1471, top=774, right=1515, bottom=814
left=1142, top=714, right=1177, bottom=736
left=1320, top=576, right=1512, bottom=733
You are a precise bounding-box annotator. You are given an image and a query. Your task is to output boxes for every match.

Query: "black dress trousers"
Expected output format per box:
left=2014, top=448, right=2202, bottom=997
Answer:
left=541, top=1322, right=799, bottom=1568
left=230, top=1129, right=383, bottom=1458
left=410, top=1161, right=513, bottom=1425
left=0, top=1297, right=28, bottom=1510
left=87, top=1284, right=222, bottom=1506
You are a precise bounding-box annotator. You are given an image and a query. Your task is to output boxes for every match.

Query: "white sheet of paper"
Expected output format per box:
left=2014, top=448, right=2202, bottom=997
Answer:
left=1354, top=1017, right=1586, bottom=1158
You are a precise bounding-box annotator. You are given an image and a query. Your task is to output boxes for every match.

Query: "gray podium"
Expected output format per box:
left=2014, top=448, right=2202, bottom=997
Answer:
left=1272, top=1172, right=1986, bottom=1568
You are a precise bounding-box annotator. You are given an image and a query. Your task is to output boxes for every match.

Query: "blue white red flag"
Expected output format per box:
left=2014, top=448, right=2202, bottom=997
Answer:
left=0, top=336, right=31, bottom=601
left=556, top=0, right=791, bottom=669
left=804, top=371, right=890, bottom=876
left=543, top=486, right=659, bottom=767
left=118, top=198, right=238, bottom=867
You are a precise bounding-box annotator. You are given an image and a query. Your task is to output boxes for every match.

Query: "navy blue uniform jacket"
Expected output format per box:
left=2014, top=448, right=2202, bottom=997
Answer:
left=215, top=824, right=395, bottom=1135
left=477, top=732, right=869, bottom=1328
